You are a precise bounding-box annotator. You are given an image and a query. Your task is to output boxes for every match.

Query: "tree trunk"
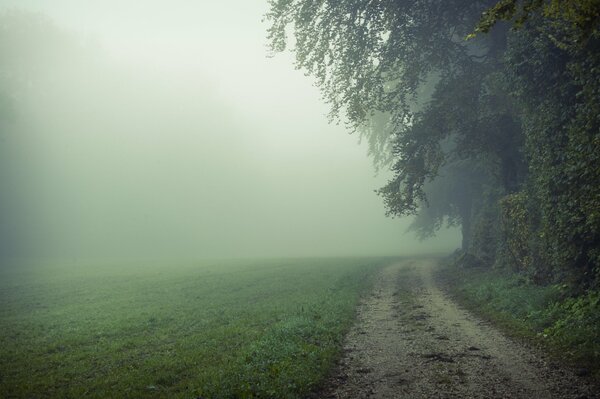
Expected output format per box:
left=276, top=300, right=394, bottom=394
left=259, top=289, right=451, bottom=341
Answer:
left=461, top=210, right=471, bottom=251
left=458, top=191, right=473, bottom=252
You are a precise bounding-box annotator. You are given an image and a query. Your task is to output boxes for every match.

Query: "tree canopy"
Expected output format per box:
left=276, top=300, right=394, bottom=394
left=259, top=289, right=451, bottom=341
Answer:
left=267, top=0, right=600, bottom=287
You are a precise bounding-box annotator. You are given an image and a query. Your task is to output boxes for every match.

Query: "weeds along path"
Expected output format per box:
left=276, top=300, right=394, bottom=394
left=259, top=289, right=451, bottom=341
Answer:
left=323, top=259, right=598, bottom=399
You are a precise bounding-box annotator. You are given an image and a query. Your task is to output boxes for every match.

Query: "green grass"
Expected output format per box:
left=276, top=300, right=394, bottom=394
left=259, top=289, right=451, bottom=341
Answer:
left=0, top=257, right=392, bottom=398
left=439, top=263, right=600, bottom=375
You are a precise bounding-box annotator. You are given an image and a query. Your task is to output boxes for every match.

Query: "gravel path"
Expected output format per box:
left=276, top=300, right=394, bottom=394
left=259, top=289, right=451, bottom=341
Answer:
left=321, top=258, right=598, bottom=399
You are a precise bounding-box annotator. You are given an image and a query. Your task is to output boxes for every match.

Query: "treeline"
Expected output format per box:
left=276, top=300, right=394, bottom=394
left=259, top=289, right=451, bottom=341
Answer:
left=267, top=0, right=600, bottom=290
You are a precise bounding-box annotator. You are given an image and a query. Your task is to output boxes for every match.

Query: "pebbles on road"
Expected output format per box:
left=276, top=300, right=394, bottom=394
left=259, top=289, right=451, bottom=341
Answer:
left=322, top=259, right=598, bottom=399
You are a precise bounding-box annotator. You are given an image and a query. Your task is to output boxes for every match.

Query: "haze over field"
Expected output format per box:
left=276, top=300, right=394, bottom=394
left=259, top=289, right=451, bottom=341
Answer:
left=0, top=0, right=459, bottom=262
left=2, top=1, right=599, bottom=398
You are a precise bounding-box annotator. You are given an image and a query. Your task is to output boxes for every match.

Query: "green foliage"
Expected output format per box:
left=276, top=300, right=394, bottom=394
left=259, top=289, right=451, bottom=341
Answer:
left=501, top=16, right=600, bottom=286
left=473, top=0, right=544, bottom=35
left=473, top=0, right=600, bottom=46
left=267, top=0, right=489, bottom=126
left=267, top=0, right=600, bottom=289
left=455, top=270, right=559, bottom=320
left=442, top=262, right=600, bottom=371
left=541, top=290, right=600, bottom=363
left=0, top=258, right=388, bottom=398
left=468, top=188, right=503, bottom=265
left=267, top=0, right=504, bottom=217
left=499, top=192, right=534, bottom=272
left=408, top=160, right=473, bottom=240
left=357, top=112, right=395, bottom=171
left=409, top=157, right=498, bottom=255
left=267, top=0, right=526, bottom=251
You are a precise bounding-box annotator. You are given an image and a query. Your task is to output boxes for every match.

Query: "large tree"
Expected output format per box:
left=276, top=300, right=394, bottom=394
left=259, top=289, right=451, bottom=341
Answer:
left=267, top=0, right=522, bottom=250
left=267, top=0, right=600, bottom=288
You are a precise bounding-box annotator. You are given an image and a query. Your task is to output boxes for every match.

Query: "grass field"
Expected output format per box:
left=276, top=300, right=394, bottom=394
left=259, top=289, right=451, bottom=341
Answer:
left=0, top=257, right=392, bottom=398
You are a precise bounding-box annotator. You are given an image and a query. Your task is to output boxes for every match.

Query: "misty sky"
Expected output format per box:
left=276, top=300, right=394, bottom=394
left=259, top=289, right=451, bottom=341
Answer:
left=0, top=0, right=459, bottom=260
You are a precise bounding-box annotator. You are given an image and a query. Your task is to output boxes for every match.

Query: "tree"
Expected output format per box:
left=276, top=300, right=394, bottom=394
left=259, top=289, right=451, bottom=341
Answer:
left=267, top=0, right=600, bottom=287
left=498, top=13, right=600, bottom=284
left=473, top=0, right=600, bottom=47
left=0, top=11, right=95, bottom=261
left=267, top=0, right=520, bottom=245
left=407, top=157, right=491, bottom=250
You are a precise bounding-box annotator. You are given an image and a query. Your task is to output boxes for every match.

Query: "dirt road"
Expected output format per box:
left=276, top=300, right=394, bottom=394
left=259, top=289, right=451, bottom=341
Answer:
left=322, top=259, right=598, bottom=399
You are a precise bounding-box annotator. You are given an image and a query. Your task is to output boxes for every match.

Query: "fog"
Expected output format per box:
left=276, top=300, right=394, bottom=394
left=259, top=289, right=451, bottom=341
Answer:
left=0, top=1, right=459, bottom=262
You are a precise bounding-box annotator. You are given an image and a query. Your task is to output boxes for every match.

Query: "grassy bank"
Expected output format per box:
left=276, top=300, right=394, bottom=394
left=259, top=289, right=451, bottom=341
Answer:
left=439, top=261, right=600, bottom=377
left=0, top=257, right=391, bottom=398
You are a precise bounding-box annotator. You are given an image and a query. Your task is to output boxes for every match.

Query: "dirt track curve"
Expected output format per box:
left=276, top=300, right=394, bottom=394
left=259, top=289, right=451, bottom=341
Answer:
left=321, top=259, right=598, bottom=399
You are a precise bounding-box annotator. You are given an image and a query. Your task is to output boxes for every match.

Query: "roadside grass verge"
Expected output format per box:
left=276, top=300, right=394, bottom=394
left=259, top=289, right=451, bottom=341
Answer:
left=439, top=262, right=600, bottom=377
left=0, top=257, right=392, bottom=398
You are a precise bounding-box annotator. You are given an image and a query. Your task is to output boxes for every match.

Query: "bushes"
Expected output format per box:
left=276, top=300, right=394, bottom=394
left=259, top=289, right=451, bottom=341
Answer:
left=541, top=290, right=600, bottom=365
left=442, top=262, right=600, bottom=373
left=469, top=188, right=503, bottom=267
left=499, top=192, right=533, bottom=273
left=497, top=19, right=600, bottom=288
